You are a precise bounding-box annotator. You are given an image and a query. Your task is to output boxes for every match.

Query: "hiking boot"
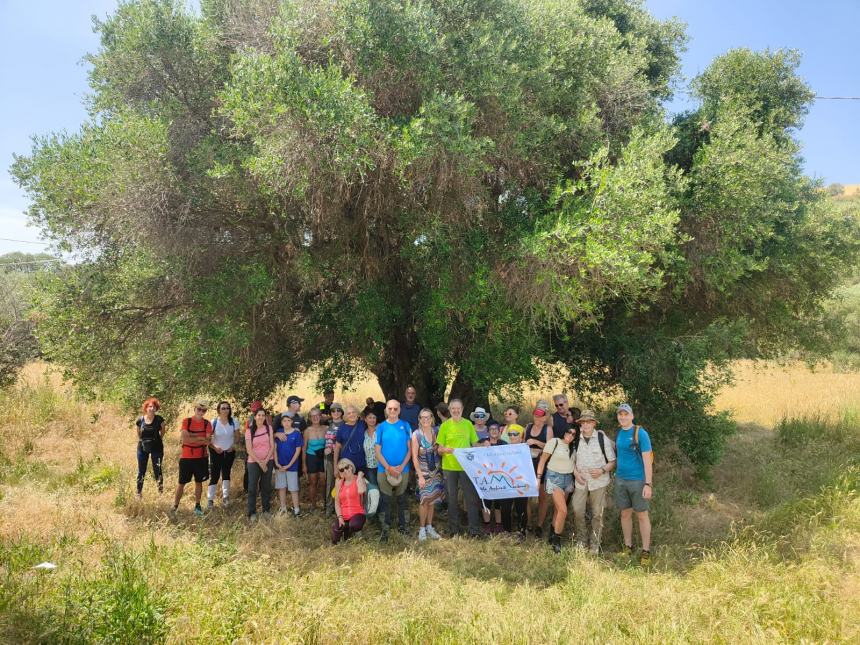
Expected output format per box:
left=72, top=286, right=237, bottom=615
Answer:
left=616, top=545, right=634, bottom=561
left=248, top=513, right=258, bottom=522
left=533, top=526, right=543, bottom=539
left=426, top=525, right=441, bottom=540
left=194, top=505, right=204, bottom=517
left=640, top=550, right=652, bottom=566
left=551, top=533, right=562, bottom=554
left=293, top=508, right=301, bottom=518
left=379, top=530, right=390, bottom=544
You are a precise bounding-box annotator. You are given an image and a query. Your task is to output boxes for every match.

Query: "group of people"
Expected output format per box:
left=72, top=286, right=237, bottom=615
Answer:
left=134, top=387, right=654, bottom=562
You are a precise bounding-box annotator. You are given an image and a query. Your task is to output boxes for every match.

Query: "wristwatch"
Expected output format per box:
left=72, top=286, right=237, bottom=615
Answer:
left=644, top=483, right=652, bottom=488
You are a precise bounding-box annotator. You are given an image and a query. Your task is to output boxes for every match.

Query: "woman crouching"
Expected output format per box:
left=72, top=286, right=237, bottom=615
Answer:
left=332, top=458, right=367, bottom=544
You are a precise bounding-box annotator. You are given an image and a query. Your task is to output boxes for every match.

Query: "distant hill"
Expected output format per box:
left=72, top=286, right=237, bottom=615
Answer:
left=832, top=183, right=860, bottom=200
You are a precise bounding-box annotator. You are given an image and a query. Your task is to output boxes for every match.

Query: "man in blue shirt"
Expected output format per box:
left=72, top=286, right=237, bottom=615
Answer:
left=375, top=399, right=413, bottom=541
left=334, top=405, right=367, bottom=475
left=399, top=385, right=421, bottom=430
left=614, top=403, right=654, bottom=564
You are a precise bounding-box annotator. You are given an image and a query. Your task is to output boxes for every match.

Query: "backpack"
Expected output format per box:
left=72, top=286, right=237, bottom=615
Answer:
left=182, top=417, right=212, bottom=458
left=572, top=428, right=610, bottom=465
left=629, top=425, right=654, bottom=465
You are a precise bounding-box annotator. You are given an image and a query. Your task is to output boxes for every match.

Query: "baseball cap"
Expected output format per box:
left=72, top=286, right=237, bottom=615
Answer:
left=287, top=395, right=304, bottom=405
left=617, top=403, right=633, bottom=415
left=330, top=402, right=344, bottom=412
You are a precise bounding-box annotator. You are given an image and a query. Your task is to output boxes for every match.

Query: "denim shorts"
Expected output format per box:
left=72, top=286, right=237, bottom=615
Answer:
left=545, top=470, right=574, bottom=495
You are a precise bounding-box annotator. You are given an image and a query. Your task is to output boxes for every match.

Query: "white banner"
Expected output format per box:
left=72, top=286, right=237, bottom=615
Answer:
left=453, top=444, right=539, bottom=500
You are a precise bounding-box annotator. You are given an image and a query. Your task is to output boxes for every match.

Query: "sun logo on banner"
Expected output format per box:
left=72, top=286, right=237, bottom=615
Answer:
left=473, top=461, right=530, bottom=496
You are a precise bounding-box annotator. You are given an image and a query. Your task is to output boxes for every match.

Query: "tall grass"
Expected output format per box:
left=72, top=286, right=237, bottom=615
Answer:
left=1, top=363, right=859, bottom=643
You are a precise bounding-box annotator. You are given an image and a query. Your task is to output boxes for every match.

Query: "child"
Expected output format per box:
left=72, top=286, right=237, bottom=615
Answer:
left=275, top=414, right=303, bottom=516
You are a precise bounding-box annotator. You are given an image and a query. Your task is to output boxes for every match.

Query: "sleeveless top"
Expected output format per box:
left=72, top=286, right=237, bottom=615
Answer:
left=339, top=478, right=363, bottom=520
left=527, top=423, right=548, bottom=459
left=307, top=437, right=326, bottom=456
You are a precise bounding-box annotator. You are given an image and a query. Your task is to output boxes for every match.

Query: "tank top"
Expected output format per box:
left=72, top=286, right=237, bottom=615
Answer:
left=527, top=423, right=548, bottom=459
left=307, top=437, right=326, bottom=456
left=339, top=478, right=364, bottom=520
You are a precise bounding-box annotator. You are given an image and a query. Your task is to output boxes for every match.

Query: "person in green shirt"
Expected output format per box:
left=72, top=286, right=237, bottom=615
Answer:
left=436, top=399, right=483, bottom=537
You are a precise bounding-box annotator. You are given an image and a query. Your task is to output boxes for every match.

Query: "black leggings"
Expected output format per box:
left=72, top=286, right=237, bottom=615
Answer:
left=499, top=497, right=528, bottom=532
left=136, top=445, right=163, bottom=494
left=209, top=448, right=236, bottom=484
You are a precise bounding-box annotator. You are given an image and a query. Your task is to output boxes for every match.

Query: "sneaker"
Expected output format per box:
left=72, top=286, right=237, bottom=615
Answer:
left=293, top=508, right=301, bottom=518
left=398, top=526, right=409, bottom=536
left=194, top=505, right=204, bottom=517
left=418, top=527, right=427, bottom=542
left=617, top=544, right=634, bottom=561
left=207, top=500, right=214, bottom=510
left=640, top=550, right=652, bottom=566
left=222, top=497, right=229, bottom=507
left=426, top=525, right=441, bottom=540
left=248, top=513, right=258, bottom=522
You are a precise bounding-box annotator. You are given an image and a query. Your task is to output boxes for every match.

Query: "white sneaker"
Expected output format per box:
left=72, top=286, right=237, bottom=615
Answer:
left=222, top=497, right=229, bottom=507
left=426, top=525, right=441, bottom=540
left=418, top=527, right=427, bottom=542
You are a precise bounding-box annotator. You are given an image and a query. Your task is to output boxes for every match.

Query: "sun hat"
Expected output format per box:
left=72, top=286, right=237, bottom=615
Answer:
left=577, top=409, right=599, bottom=423
left=386, top=471, right=403, bottom=486
left=470, top=407, right=489, bottom=422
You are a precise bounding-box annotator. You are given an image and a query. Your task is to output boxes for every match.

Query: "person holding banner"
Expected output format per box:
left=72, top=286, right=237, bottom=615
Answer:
left=436, top=399, right=483, bottom=538
left=536, top=425, right=577, bottom=553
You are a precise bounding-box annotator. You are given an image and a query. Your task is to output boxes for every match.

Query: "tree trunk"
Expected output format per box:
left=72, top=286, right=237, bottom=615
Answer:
left=448, top=370, right=490, bottom=416
left=371, top=332, right=447, bottom=408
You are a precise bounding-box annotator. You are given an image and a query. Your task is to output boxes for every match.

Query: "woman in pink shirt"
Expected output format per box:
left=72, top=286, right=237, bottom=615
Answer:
left=245, top=408, right=274, bottom=520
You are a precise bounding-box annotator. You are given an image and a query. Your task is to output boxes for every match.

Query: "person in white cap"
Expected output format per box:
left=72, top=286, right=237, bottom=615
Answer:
left=614, top=403, right=654, bottom=564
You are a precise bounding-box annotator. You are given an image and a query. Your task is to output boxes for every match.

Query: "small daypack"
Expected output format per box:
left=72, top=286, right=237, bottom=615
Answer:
left=630, top=425, right=654, bottom=465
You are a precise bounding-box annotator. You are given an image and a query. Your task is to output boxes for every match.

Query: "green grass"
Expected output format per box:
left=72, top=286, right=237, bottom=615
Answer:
left=0, top=377, right=858, bottom=643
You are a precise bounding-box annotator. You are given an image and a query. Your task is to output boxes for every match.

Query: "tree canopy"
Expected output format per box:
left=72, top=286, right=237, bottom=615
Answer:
left=11, top=0, right=859, bottom=469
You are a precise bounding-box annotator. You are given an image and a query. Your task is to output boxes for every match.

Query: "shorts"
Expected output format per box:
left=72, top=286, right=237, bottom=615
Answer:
left=614, top=478, right=649, bottom=512
left=305, top=452, right=325, bottom=474
left=275, top=470, right=300, bottom=492
left=178, top=457, right=209, bottom=484
left=545, top=470, right=574, bottom=495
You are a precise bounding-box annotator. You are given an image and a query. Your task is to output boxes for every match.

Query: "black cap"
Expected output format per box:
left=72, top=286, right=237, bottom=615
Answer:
left=287, top=395, right=304, bottom=405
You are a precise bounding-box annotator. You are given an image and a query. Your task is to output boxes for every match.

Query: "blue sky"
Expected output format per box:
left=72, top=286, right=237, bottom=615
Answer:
left=1, top=0, right=858, bottom=255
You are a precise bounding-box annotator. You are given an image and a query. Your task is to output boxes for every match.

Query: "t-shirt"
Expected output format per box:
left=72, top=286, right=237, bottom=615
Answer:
left=552, top=411, right=571, bottom=435
left=542, top=437, right=575, bottom=474
left=180, top=417, right=212, bottom=459
left=136, top=415, right=164, bottom=451
left=276, top=429, right=303, bottom=471
left=325, top=421, right=342, bottom=454
left=336, top=421, right=367, bottom=469
left=211, top=417, right=238, bottom=451
left=245, top=425, right=271, bottom=464
left=400, top=402, right=421, bottom=430
left=375, top=419, right=412, bottom=473
left=615, top=426, right=652, bottom=481
left=436, top=418, right=478, bottom=471
left=274, top=411, right=307, bottom=435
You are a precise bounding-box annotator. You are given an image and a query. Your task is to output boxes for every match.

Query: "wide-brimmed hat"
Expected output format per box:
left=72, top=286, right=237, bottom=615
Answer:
left=577, top=409, right=599, bottom=423
left=470, top=407, right=489, bottom=422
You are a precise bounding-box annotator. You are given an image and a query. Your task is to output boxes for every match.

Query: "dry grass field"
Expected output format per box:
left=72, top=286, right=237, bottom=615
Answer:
left=1, top=361, right=858, bottom=643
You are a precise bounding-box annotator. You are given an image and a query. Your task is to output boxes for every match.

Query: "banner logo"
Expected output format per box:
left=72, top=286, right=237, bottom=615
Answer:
left=454, top=444, right=538, bottom=499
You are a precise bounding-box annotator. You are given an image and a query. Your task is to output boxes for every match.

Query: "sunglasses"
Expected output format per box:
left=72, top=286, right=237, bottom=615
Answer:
left=219, top=406, right=230, bottom=411
left=555, top=403, right=566, bottom=407
left=419, top=415, right=433, bottom=420
left=508, top=431, right=522, bottom=436
left=338, top=466, right=352, bottom=473
left=195, top=407, right=208, bottom=412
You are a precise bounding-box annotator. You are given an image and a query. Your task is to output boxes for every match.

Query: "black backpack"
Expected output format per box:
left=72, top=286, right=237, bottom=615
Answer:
left=572, top=428, right=611, bottom=465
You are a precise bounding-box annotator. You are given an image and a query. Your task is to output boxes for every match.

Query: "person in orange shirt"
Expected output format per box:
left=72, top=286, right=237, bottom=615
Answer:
left=172, top=400, right=213, bottom=516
